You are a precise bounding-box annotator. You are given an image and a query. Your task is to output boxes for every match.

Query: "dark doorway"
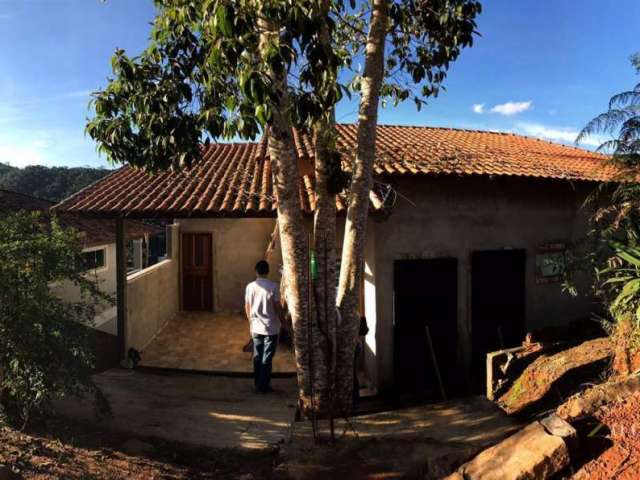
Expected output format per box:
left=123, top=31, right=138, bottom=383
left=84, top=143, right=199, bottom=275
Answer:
left=471, top=249, right=526, bottom=390
left=182, top=233, right=213, bottom=311
left=393, top=258, right=458, bottom=397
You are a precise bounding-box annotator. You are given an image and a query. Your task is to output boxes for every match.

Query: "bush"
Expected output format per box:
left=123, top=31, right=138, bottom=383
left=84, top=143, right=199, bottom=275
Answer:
left=0, top=213, right=111, bottom=427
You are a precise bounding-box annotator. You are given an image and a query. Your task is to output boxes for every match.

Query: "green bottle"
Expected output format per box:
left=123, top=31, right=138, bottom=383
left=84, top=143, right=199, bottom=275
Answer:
left=310, top=250, right=318, bottom=281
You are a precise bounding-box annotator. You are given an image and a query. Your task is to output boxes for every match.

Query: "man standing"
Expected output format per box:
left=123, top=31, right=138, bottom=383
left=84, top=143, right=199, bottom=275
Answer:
left=245, top=260, right=281, bottom=393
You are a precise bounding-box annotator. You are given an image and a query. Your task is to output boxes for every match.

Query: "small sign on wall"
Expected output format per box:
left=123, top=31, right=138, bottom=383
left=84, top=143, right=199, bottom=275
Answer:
left=535, top=242, right=567, bottom=284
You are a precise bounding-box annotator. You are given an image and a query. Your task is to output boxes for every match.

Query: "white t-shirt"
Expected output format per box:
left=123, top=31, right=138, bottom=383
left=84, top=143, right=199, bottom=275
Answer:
left=245, top=277, right=281, bottom=335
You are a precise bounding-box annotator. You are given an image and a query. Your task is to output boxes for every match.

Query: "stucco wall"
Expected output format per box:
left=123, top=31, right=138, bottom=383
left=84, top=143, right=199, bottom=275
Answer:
left=50, top=243, right=116, bottom=319
left=366, top=175, right=595, bottom=393
left=178, top=218, right=281, bottom=313
left=126, top=224, right=180, bottom=350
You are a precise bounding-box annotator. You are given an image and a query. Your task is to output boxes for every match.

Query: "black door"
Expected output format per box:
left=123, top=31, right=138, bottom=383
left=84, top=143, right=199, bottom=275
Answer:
left=471, top=249, right=526, bottom=389
left=393, top=258, right=458, bottom=396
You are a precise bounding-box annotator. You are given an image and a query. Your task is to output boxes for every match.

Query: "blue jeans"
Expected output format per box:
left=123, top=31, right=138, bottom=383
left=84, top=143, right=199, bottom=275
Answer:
left=252, top=333, right=278, bottom=392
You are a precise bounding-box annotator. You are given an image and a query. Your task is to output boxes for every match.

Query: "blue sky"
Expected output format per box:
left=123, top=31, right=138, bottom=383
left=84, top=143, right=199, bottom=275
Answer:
left=1, top=0, right=639, bottom=168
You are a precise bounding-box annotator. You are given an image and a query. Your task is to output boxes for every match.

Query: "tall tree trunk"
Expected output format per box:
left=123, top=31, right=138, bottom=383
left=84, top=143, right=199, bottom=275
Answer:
left=258, top=12, right=312, bottom=405
left=308, top=0, right=338, bottom=417
left=336, top=0, right=388, bottom=412
left=311, top=116, right=337, bottom=414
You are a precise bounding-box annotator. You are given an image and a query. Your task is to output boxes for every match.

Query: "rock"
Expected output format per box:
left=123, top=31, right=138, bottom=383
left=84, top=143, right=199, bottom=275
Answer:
left=540, top=412, right=578, bottom=452
left=237, top=474, right=255, bottom=480
left=442, top=472, right=465, bottom=480
left=122, top=438, right=154, bottom=455
left=0, top=465, right=10, bottom=480
left=540, top=413, right=576, bottom=440
left=457, top=422, right=569, bottom=480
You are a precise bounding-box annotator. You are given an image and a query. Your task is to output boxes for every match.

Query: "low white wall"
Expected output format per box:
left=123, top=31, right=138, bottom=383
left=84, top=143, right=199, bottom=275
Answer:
left=49, top=243, right=116, bottom=327
left=125, top=224, right=180, bottom=351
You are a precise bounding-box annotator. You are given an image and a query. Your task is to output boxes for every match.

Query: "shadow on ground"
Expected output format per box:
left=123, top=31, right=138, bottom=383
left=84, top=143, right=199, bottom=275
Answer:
left=55, top=369, right=299, bottom=450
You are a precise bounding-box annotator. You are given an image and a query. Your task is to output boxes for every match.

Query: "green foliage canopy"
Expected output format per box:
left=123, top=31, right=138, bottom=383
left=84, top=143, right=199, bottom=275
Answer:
left=0, top=213, right=110, bottom=426
left=86, top=0, right=481, bottom=172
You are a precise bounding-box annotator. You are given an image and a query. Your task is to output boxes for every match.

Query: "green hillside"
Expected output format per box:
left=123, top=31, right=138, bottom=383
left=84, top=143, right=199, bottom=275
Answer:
left=0, top=164, right=112, bottom=203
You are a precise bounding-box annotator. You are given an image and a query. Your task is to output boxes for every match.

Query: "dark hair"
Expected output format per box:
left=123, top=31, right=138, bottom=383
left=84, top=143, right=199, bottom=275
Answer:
left=255, top=260, right=269, bottom=276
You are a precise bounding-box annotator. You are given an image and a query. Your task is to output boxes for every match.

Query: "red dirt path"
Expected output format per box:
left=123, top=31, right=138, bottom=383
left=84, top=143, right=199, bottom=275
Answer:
left=573, top=392, right=640, bottom=479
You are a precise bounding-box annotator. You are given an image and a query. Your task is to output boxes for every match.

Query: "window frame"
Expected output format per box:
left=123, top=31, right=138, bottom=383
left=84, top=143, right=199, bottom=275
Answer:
left=82, top=246, right=108, bottom=273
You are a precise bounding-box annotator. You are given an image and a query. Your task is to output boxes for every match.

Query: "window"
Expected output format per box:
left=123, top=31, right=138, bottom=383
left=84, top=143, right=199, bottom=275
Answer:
left=535, top=243, right=567, bottom=284
left=83, top=248, right=106, bottom=271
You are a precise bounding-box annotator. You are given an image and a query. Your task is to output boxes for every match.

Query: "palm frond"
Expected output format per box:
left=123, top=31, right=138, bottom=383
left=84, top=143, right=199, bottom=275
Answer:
left=577, top=109, right=635, bottom=145
left=608, top=83, right=640, bottom=109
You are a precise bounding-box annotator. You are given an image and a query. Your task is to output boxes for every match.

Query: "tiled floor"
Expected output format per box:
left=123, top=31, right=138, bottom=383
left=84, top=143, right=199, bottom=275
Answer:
left=139, top=312, right=297, bottom=374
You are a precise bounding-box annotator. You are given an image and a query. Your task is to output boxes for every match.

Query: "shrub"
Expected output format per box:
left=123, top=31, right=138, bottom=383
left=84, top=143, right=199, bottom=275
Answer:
left=0, top=212, right=111, bottom=427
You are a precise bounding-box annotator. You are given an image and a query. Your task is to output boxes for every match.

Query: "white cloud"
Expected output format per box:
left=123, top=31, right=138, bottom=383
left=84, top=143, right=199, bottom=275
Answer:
left=0, top=127, right=105, bottom=168
left=515, top=122, right=604, bottom=148
left=0, top=142, right=48, bottom=167
left=0, top=128, right=52, bottom=167
left=472, top=103, right=485, bottom=114
left=490, top=101, right=533, bottom=116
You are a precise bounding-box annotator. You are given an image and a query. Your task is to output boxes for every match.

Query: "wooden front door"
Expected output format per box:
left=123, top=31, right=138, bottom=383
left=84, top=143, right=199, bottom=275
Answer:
left=182, top=233, right=213, bottom=311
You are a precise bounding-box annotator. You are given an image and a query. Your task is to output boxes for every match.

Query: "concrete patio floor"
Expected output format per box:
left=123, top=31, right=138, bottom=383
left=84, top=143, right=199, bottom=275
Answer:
left=56, top=369, right=519, bottom=476
left=278, top=396, right=521, bottom=478
left=56, top=369, right=299, bottom=450
left=139, top=312, right=297, bottom=374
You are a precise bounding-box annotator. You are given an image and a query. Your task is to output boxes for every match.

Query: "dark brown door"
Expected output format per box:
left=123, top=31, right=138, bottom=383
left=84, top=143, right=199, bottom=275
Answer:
left=182, top=233, right=213, bottom=311
left=471, top=249, right=526, bottom=390
left=393, top=258, right=459, bottom=397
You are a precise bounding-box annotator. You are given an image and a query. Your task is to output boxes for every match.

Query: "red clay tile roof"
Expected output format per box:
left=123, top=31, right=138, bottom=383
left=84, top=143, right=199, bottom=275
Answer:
left=1, top=188, right=161, bottom=246
left=53, top=124, right=617, bottom=218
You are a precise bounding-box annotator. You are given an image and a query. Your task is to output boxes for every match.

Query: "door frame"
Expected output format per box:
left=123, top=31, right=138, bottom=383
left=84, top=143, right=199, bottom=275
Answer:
left=180, top=231, right=214, bottom=312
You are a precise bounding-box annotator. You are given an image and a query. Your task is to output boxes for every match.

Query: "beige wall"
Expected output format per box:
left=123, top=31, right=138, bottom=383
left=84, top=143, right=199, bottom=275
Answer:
left=365, top=175, right=595, bottom=393
left=50, top=243, right=116, bottom=320
left=178, top=218, right=281, bottom=313
left=126, top=224, right=180, bottom=350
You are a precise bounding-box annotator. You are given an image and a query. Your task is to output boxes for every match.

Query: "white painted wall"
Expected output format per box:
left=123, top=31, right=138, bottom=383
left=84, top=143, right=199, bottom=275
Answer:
left=126, top=224, right=181, bottom=351
left=50, top=243, right=117, bottom=327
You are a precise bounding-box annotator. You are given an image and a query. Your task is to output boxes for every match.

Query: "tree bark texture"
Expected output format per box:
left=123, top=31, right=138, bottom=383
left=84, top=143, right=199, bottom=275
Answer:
left=336, top=0, right=388, bottom=412
left=258, top=12, right=312, bottom=401
left=306, top=0, right=338, bottom=416
left=311, top=117, right=337, bottom=414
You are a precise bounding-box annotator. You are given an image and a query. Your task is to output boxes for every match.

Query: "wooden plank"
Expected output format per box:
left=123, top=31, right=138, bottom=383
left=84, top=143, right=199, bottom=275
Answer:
left=116, top=217, right=127, bottom=360
left=425, top=325, right=447, bottom=401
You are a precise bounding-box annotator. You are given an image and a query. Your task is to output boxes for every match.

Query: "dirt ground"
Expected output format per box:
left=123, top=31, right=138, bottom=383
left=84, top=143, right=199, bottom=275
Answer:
left=573, top=391, right=640, bottom=479
left=498, top=337, right=612, bottom=415
left=0, top=418, right=276, bottom=479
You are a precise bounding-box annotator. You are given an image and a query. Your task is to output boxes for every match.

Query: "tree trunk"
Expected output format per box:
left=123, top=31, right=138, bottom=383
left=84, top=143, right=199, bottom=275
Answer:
left=311, top=117, right=337, bottom=414
left=336, top=0, right=388, bottom=413
left=307, top=0, right=339, bottom=417
left=258, top=12, right=312, bottom=404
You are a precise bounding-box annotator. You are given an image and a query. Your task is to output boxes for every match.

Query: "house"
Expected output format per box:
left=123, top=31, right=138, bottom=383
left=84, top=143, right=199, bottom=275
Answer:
left=52, top=124, right=618, bottom=396
left=1, top=188, right=162, bottom=335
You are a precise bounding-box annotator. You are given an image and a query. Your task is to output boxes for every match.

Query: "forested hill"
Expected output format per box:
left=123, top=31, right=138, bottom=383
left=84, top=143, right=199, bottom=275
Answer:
left=0, top=163, right=112, bottom=203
